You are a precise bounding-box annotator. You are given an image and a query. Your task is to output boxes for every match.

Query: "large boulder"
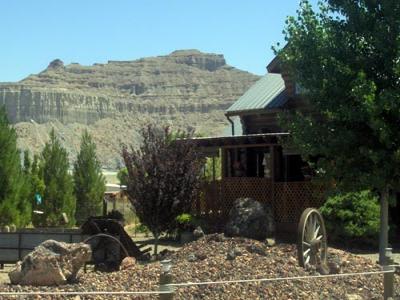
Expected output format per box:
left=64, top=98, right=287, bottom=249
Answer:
left=9, top=240, right=91, bottom=286
left=224, top=198, right=275, bottom=240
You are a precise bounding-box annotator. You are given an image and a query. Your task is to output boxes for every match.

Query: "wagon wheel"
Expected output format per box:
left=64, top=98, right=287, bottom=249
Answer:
left=297, top=208, right=327, bottom=268
left=84, top=233, right=130, bottom=271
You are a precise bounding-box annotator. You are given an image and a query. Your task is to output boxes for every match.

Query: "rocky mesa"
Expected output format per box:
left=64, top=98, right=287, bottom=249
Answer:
left=0, top=50, right=260, bottom=168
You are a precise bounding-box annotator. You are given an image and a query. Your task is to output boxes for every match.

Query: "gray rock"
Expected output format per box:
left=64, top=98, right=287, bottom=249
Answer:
left=227, top=249, right=236, bottom=260
left=187, top=253, right=197, bottom=262
left=226, top=247, right=242, bottom=260
left=207, top=233, right=226, bottom=242
left=224, top=198, right=275, bottom=240
left=195, top=251, right=207, bottom=261
left=193, top=226, right=205, bottom=239
left=246, top=244, right=267, bottom=256
left=47, top=59, right=64, bottom=70
left=327, top=261, right=341, bottom=274
left=9, top=240, right=91, bottom=286
left=327, top=253, right=342, bottom=274
left=265, top=238, right=276, bottom=247
left=187, top=251, right=207, bottom=262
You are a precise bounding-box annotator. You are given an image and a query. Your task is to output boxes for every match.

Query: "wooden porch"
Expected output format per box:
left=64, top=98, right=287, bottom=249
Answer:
left=193, top=178, right=325, bottom=238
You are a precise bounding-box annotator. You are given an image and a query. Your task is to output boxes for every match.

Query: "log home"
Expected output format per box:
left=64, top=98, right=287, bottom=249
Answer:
left=190, top=57, right=325, bottom=238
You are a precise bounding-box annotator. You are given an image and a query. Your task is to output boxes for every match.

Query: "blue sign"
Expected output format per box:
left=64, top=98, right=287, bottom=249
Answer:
left=34, top=193, right=42, bottom=205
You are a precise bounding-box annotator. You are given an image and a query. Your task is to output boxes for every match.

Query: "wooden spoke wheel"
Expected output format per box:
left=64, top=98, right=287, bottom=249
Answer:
left=297, top=208, right=327, bottom=268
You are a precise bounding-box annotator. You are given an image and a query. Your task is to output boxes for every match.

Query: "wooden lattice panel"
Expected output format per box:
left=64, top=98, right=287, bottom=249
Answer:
left=274, top=182, right=312, bottom=223
left=194, top=179, right=326, bottom=230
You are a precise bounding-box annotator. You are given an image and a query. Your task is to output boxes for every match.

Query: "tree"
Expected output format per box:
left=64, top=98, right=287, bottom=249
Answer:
left=23, top=150, right=31, bottom=175
left=73, top=130, right=106, bottom=224
left=39, top=129, right=76, bottom=227
left=30, top=154, right=46, bottom=227
left=277, top=0, right=400, bottom=263
left=0, top=106, right=31, bottom=227
left=122, top=124, right=204, bottom=254
left=117, top=167, right=128, bottom=186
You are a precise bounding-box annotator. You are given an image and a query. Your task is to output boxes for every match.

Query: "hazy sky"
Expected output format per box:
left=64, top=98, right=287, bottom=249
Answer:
left=0, top=0, right=318, bottom=82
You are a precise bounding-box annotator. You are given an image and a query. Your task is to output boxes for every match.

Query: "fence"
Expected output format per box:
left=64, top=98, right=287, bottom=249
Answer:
left=194, top=178, right=326, bottom=230
left=0, top=259, right=397, bottom=300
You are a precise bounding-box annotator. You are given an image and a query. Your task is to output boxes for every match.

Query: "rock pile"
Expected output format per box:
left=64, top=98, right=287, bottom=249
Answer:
left=8, top=240, right=91, bottom=286
left=1, top=236, right=399, bottom=299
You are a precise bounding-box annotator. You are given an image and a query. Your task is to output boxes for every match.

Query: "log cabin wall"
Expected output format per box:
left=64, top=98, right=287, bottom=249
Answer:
left=241, top=113, right=282, bottom=134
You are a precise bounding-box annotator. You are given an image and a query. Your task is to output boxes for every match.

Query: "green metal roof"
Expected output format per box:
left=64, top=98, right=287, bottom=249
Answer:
left=226, top=73, right=288, bottom=115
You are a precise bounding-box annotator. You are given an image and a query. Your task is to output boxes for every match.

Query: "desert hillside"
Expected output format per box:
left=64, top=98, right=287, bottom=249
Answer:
left=0, top=50, right=260, bottom=168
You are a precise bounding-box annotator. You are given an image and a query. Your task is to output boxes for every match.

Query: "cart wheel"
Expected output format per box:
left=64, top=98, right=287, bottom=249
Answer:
left=297, top=208, right=327, bottom=268
left=84, top=233, right=130, bottom=272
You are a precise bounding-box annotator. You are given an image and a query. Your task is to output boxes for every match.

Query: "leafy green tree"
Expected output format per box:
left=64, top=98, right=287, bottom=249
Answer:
left=73, top=130, right=106, bottom=224
left=277, top=0, right=400, bottom=263
left=0, top=106, right=31, bottom=227
left=39, top=129, right=76, bottom=227
left=117, top=167, right=128, bottom=186
left=122, top=124, right=204, bottom=254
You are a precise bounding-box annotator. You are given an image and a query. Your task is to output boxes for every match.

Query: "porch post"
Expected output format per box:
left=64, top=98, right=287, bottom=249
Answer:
left=269, top=145, right=275, bottom=181
left=221, top=149, right=226, bottom=178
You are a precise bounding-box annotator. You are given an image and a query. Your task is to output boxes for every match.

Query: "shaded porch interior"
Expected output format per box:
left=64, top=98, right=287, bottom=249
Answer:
left=191, top=133, right=325, bottom=238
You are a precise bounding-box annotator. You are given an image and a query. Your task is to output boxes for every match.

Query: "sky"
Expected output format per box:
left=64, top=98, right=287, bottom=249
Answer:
left=0, top=0, right=318, bottom=82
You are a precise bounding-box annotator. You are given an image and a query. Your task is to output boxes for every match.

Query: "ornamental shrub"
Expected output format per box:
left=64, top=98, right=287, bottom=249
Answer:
left=122, top=124, right=204, bottom=254
left=320, top=190, right=379, bottom=245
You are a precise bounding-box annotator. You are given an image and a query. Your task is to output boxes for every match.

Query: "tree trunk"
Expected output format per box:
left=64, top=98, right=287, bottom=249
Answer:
left=379, top=188, right=389, bottom=265
left=154, top=233, right=159, bottom=256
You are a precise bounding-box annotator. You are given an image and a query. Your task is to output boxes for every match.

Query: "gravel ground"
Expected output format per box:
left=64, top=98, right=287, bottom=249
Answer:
left=0, top=235, right=399, bottom=300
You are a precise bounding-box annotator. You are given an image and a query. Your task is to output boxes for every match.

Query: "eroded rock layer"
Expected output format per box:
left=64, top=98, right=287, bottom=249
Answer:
left=1, top=50, right=260, bottom=168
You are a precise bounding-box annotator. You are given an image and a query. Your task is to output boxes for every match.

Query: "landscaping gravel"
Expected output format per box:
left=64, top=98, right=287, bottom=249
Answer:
left=0, top=234, right=399, bottom=299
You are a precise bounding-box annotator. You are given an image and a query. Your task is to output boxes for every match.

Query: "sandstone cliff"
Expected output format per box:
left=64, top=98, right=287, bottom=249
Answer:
left=0, top=50, right=260, bottom=168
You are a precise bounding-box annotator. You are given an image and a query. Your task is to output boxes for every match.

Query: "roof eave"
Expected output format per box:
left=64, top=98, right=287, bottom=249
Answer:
left=225, top=107, right=283, bottom=117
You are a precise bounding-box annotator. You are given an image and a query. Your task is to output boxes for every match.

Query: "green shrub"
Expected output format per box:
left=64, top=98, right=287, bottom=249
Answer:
left=320, top=190, right=380, bottom=245
left=175, top=213, right=198, bottom=231
left=136, top=223, right=150, bottom=236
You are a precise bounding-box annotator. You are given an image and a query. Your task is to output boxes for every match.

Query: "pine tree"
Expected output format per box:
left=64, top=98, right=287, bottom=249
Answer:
left=28, top=153, right=46, bottom=227
left=73, top=130, right=106, bottom=224
left=0, top=106, right=31, bottom=227
left=23, top=150, right=31, bottom=175
left=40, top=128, right=76, bottom=227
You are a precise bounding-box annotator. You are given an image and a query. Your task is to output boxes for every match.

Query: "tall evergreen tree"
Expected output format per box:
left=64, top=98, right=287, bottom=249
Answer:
left=28, top=153, right=46, bottom=227
left=40, top=128, right=76, bottom=227
left=73, top=130, right=106, bottom=224
left=23, top=150, right=31, bottom=175
left=0, top=106, right=31, bottom=227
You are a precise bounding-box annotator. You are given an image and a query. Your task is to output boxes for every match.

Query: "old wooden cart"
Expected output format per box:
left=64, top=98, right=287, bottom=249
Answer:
left=0, top=218, right=150, bottom=271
